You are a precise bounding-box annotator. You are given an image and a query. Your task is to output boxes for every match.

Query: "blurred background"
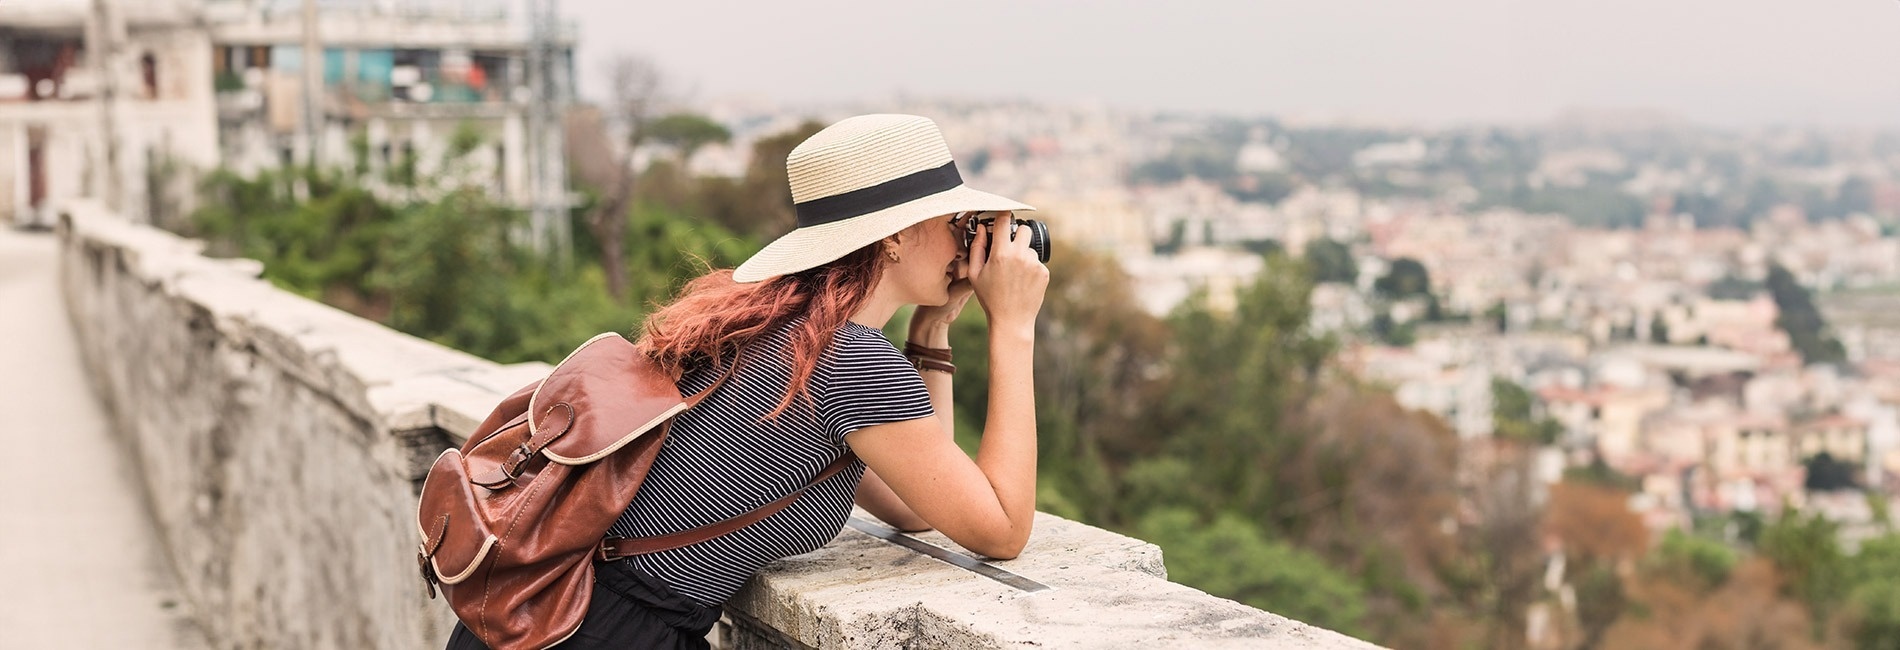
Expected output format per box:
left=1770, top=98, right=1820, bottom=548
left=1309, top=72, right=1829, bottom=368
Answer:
left=6, top=1, right=1900, bottom=648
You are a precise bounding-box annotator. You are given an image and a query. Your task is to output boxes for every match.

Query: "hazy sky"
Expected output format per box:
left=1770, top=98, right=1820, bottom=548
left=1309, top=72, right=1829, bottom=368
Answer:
left=559, top=0, right=1900, bottom=128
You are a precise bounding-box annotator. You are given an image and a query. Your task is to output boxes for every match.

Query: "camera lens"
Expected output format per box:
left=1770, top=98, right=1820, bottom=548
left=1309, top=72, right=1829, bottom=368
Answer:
left=1019, top=218, right=1051, bottom=263
left=962, top=215, right=1052, bottom=263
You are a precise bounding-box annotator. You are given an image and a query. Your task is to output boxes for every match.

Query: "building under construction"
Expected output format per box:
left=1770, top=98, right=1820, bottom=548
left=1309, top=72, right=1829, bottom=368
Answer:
left=1, top=0, right=574, bottom=244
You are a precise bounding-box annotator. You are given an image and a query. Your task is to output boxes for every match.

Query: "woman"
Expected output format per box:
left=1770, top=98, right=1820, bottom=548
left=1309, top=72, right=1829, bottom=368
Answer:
left=447, top=114, right=1048, bottom=649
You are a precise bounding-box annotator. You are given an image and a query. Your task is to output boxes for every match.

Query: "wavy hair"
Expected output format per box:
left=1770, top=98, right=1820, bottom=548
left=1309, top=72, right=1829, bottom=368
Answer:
left=634, top=244, right=888, bottom=419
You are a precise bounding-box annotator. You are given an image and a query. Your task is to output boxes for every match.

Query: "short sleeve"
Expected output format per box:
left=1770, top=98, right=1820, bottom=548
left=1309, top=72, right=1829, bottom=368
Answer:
left=820, top=326, right=935, bottom=445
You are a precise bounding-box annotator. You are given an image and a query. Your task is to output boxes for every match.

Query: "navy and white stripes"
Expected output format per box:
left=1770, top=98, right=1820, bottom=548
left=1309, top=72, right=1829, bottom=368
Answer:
left=604, top=319, right=934, bottom=606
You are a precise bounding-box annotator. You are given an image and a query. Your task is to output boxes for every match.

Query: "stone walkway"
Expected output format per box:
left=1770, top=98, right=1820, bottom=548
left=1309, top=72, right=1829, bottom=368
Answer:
left=0, top=227, right=208, bottom=648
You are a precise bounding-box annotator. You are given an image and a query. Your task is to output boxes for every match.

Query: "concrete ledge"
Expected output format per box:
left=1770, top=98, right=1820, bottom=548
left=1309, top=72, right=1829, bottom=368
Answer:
left=724, top=511, right=1378, bottom=649
left=57, top=202, right=1383, bottom=649
left=57, top=201, right=485, bottom=648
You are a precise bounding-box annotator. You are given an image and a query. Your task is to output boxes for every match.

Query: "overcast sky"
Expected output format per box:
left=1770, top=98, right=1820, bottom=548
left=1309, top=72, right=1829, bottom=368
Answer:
left=558, top=0, right=1900, bottom=128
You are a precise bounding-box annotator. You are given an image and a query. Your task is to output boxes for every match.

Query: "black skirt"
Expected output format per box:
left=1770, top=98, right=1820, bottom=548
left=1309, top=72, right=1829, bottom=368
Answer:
left=445, top=560, right=722, bottom=650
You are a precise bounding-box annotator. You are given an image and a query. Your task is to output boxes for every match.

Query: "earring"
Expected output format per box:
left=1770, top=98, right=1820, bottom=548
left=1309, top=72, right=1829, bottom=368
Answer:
left=886, top=248, right=901, bottom=263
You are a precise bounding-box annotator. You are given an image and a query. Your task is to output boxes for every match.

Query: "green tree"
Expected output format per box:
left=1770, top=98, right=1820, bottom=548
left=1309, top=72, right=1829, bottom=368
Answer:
left=566, top=54, right=670, bottom=301
left=1651, top=528, right=1739, bottom=590
left=1760, top=509, right=1848, bottom=636
left=1850, top=535, right=1900, bottom=650
left=1851, top=581, right=1900, bottom=650
left=647, top=112, right=732, bottom=168
left=189, top=128, right=762, bottom=365
left=1370, top=311, right=1416, bottom=347
left=699, top=120, right=824, bottom=239
left=1374, top=258, right=1431, bottom=299
left=1147, top=255, right=1335, bottom=522
left=1303, top=238, right=1357, bottom=285
left=1574, top=564, right=1627, bottom=650
left=1766, top=263, right=1847, bottom=366
left=1135, top=508, right=1368, bottom=636
left=1491, top=378, right=1561, bottom=445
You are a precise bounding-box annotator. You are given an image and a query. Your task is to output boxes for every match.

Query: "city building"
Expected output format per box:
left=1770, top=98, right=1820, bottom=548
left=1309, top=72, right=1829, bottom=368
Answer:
left=1, top=0, right=218, bottom=226
left=2, top=0, right=574, bottom=240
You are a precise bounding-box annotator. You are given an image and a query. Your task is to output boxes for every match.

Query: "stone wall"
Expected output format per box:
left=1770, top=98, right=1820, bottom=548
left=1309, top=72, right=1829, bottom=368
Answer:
left=58, top=202, right=1382, bottom=649
left=56, top=202, right=544, bottom=649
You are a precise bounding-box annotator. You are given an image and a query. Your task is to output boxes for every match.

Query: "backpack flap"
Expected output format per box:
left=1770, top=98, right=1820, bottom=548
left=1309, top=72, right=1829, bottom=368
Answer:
left=530, top=333, right=690, bottom=466
left=416, top=449, right=498, bottom=588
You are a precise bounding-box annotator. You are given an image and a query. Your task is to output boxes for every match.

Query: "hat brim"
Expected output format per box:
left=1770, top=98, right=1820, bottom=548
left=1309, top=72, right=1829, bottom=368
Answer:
left=732, top=185, right=1034, bottom=283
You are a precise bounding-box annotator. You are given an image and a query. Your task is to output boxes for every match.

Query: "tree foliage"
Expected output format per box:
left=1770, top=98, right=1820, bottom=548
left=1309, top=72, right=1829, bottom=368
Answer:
left=1848, top=535, right=1900, bottom=650
left=1760, top=509, right=1849, bottom=633
left=189, top=128, right=759, bottom=364
left=1374, top=257, right=1432, bottom=299
left=647, top=112, right=732, bottom=166
left=1651, top=528, right=1739, bottom=591
left=1766, top=263, right=1848, bottom=366
left=1492, top=378, right=1562, bottom=445
left=1303, top=238, right=1357, bottom=285
left=1135, top=508, right=1367, bottom=636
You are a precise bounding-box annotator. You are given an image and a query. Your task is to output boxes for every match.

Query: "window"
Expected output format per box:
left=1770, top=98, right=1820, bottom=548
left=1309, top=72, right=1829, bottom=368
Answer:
left=140, top=52, right=157, bottom=99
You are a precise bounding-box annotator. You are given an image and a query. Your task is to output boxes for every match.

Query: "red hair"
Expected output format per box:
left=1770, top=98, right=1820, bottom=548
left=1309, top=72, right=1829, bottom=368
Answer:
left=635, top=244, right=888, bottom=419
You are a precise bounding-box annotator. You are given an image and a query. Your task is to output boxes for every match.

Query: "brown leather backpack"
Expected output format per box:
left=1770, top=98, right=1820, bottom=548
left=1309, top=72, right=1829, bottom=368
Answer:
left=415, top=332, right=854, bottom=649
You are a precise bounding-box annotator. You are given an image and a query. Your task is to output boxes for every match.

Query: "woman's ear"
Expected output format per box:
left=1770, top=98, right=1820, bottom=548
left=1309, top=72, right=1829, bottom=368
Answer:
left=875, top=235, right=901, bottom=262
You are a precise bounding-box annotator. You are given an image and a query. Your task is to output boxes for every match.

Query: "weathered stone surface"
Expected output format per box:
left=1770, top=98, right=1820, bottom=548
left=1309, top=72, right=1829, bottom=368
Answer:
left=58, top=201, right=1386, bottom=649
left=728, top=512, right=1382, bottom=649
left=59, top=203, right=464, bottom=649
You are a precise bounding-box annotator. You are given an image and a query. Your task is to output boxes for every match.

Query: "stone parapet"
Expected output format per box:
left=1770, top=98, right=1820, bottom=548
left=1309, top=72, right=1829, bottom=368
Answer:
left=722, top=512, right=1379, bottom=649
left=56, top=201, right=532, bottom=649
left=56, top=202, right=1381, bottom=649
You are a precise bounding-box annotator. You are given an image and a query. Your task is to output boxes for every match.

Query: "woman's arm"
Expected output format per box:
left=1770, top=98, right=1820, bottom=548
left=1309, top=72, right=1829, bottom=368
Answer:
left=846, top=221, right=1046, bottom=558
left=846, top=325, right=1036, bottom=557
left=852, top=314, right=956, bottom=531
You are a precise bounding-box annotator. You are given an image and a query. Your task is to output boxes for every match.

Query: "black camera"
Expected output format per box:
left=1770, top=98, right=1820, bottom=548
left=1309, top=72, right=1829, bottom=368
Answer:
left=957, top=212, right=1051, bottom=263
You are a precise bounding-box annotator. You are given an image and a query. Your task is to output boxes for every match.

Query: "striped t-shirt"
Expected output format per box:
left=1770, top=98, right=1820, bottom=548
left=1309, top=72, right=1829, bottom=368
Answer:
left=604, top=318, right=935, bottom=606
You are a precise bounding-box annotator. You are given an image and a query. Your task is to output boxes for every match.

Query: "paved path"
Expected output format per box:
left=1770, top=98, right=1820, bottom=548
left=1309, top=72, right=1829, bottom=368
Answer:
left=0, top=227, right=208, bottom=648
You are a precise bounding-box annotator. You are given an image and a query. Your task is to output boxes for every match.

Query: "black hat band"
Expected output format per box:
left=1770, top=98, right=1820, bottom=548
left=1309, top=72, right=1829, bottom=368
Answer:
left=792, top=161, right=962, bottom=228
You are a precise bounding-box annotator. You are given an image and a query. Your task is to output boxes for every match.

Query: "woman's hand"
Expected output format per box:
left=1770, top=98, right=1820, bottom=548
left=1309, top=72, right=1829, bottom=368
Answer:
left=908, top=279, right=975, bottom=343
left=965, top=217, right=1049, bottom=334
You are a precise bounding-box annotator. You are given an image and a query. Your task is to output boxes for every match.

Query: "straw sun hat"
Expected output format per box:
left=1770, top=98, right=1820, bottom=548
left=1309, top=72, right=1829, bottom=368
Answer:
left=731, top=114, right=1035, bottom=283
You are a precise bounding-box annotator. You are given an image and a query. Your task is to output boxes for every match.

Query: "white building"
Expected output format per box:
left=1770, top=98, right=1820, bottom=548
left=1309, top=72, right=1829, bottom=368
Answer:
left=2, top=0, right=574, bottom=233
left=1, top=0, right=219, bottom=226
left=202, top=0, right=572, bottom=207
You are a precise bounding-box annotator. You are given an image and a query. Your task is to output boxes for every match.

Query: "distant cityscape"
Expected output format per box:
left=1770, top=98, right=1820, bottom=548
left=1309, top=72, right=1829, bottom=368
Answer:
left=765, top=98, right=1899, bottom=548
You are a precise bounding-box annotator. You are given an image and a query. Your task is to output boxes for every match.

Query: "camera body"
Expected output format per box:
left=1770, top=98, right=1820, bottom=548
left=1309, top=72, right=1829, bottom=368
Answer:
left=958, top=212, right=1051, bottom=263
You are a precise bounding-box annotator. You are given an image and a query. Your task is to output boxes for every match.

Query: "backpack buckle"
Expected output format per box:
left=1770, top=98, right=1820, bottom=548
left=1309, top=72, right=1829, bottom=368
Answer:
left=417, top=551, right=439, bottom=600
left=502, top=442, right=534, bottom=479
